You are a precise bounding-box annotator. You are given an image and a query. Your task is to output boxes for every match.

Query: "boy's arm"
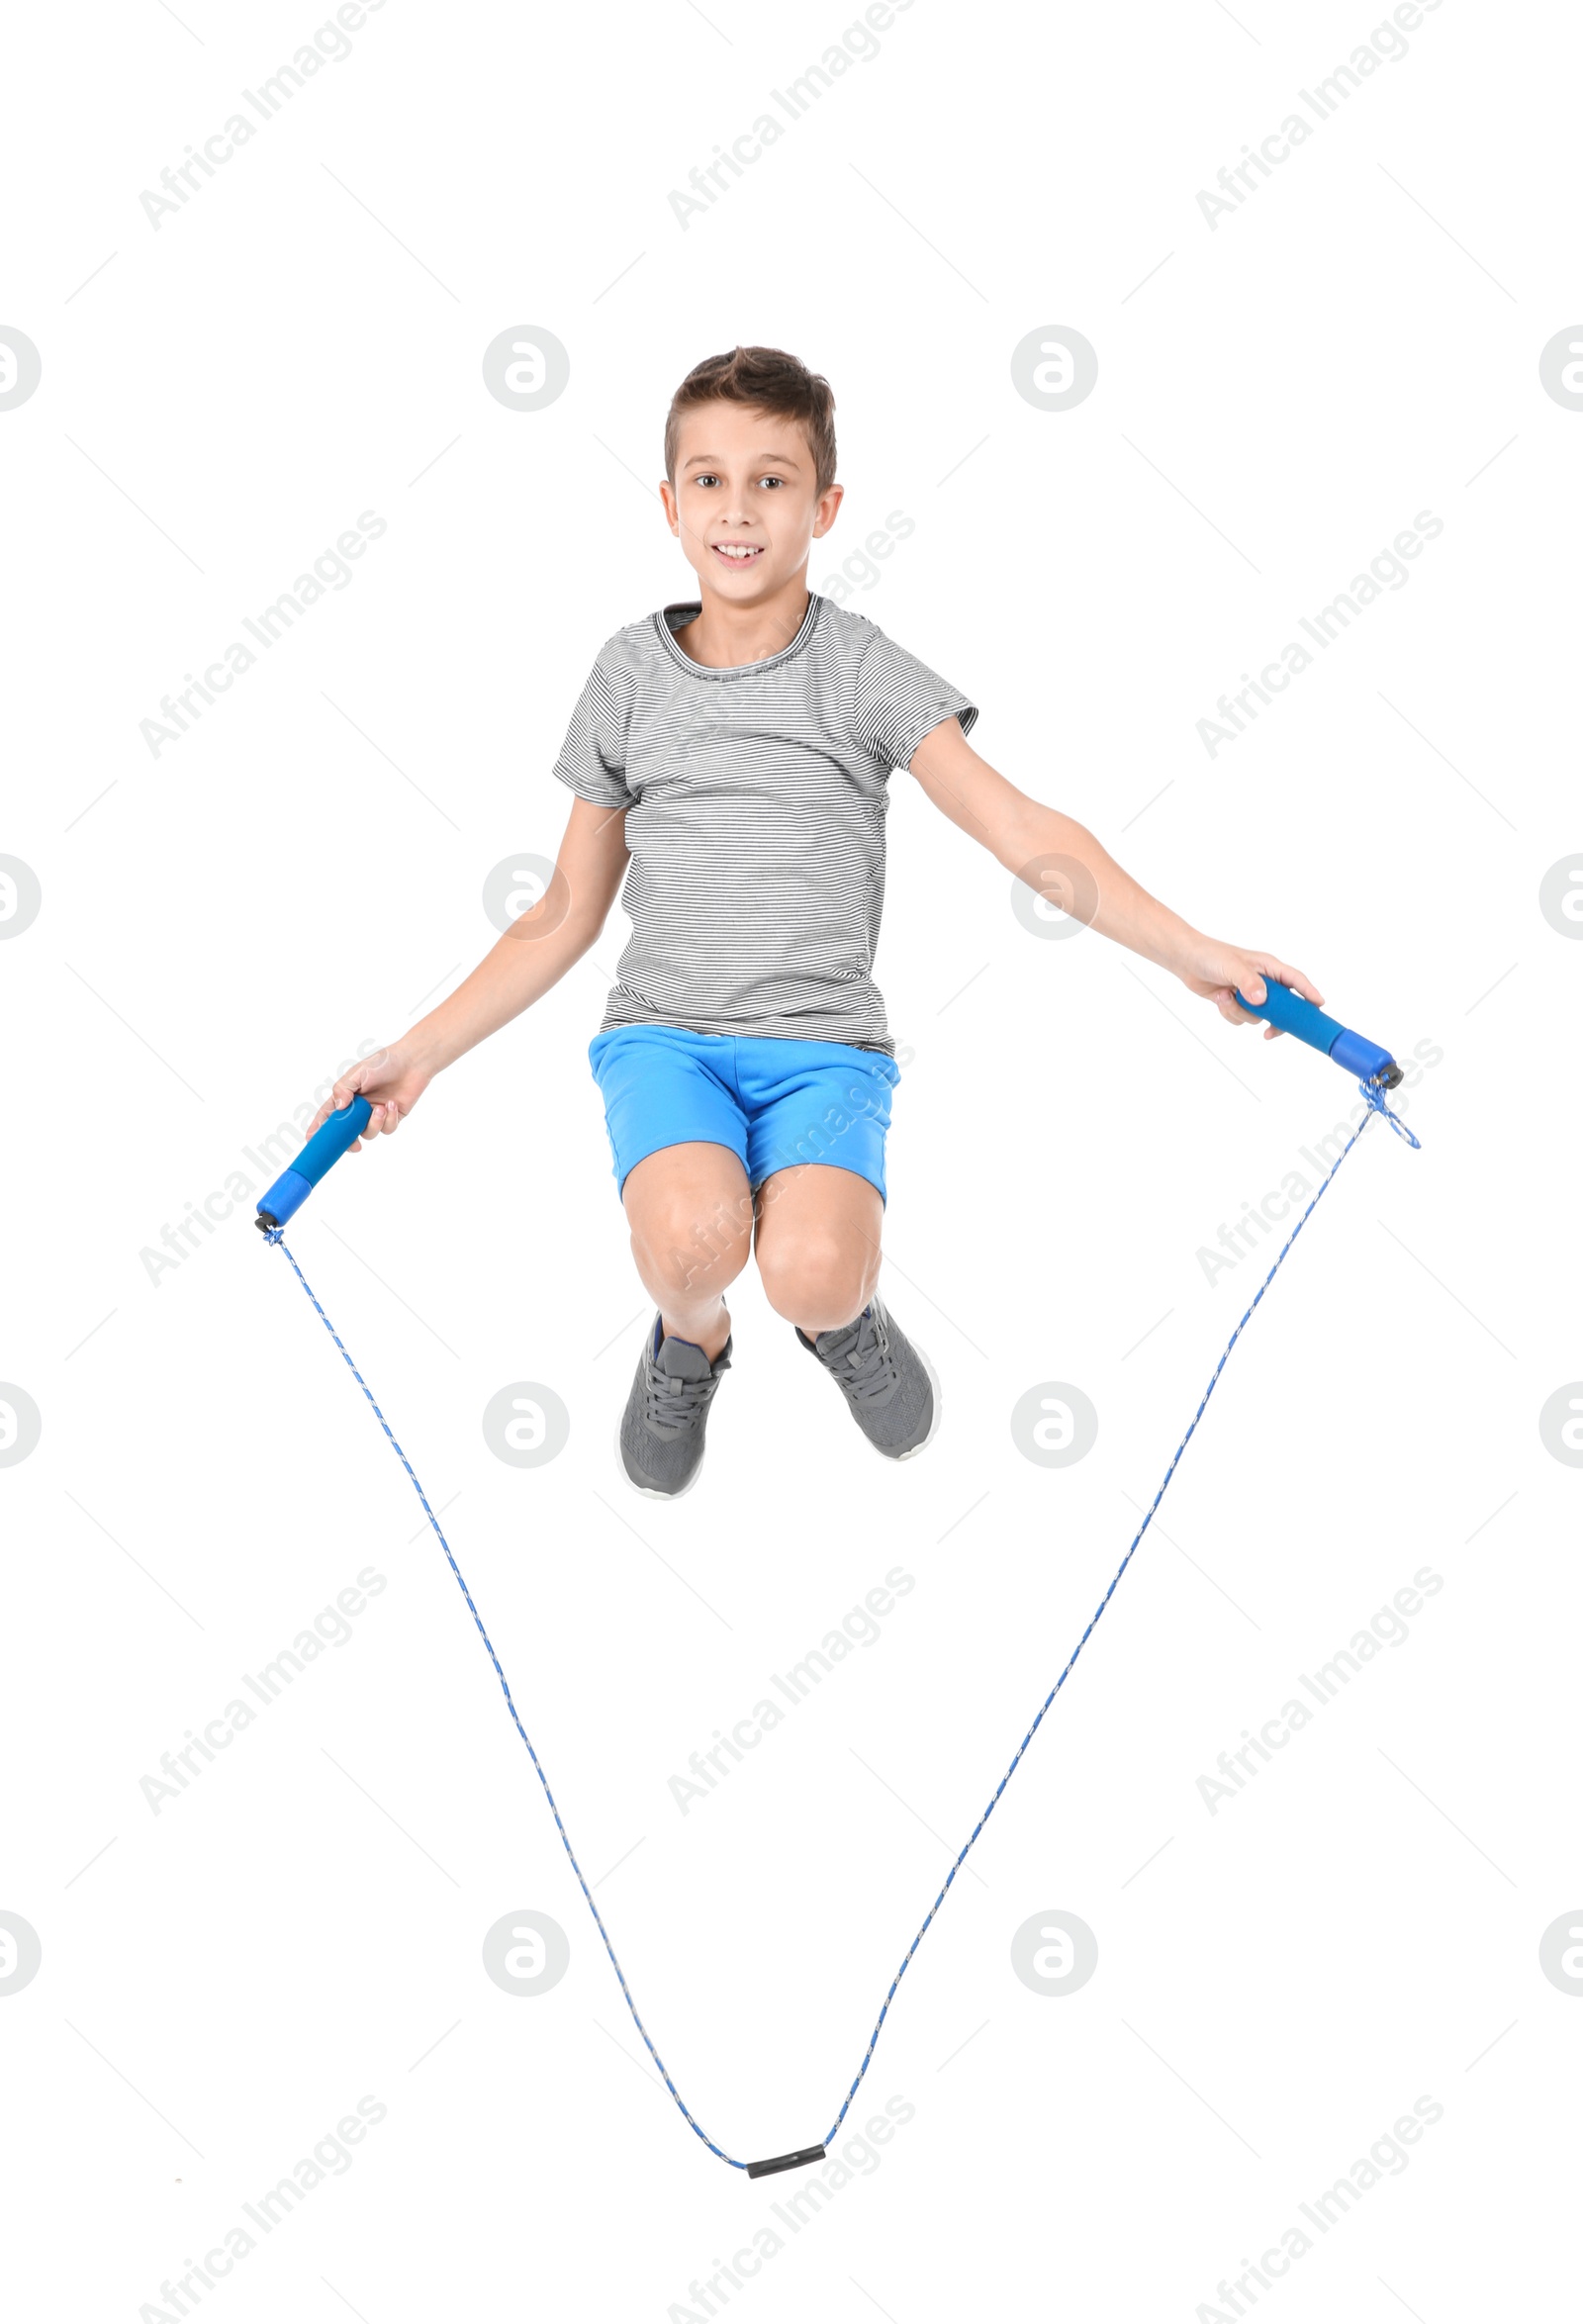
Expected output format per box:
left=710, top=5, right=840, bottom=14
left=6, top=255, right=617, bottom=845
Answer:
left=906, top=716, right=1323, bottom=1028
left=307, top=795, right=628, bottom=1147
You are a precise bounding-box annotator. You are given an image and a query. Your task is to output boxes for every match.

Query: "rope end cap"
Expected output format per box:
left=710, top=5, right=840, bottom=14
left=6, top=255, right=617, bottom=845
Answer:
left=746, top=2146, right=826, bottom=2180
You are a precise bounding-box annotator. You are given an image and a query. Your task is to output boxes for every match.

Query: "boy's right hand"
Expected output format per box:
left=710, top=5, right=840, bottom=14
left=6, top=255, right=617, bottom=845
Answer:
left=306, top=1044, right=431, bottom=1152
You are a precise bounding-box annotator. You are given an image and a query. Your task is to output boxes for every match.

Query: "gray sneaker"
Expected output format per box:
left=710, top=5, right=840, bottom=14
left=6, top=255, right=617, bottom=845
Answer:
left=795, top=1294, right=938, bottom=1459
left=618, top=1312, right=733, bottom=1499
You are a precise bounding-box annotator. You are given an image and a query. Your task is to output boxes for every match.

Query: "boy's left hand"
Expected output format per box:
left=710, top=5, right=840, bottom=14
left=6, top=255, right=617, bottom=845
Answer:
left=1177, top=942, right=1324, bottom=1033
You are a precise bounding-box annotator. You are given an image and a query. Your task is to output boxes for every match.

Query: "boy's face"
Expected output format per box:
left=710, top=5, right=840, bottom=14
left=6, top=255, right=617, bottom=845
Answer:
left=660, top=401, right=842, bottom=608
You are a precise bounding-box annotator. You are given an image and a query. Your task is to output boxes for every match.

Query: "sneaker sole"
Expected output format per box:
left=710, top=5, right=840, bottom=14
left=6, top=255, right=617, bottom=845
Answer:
left=895, top=1329, right=943, bottom=1460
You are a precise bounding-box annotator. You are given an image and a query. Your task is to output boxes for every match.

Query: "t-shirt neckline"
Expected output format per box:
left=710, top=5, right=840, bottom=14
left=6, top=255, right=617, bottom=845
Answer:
left=654, top=590, right=824, bottom=679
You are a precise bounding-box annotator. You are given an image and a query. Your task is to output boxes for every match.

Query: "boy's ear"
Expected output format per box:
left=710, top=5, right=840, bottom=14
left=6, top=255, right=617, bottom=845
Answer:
left=811, top=481, right=844, bottom=539
left=658, top=478, right=680, bottom=533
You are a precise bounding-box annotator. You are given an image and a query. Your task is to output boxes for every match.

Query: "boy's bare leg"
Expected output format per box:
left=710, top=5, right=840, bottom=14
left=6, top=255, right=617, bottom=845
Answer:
left=621, top=1142, right=754, bottom=1361
left=752, top=1162, right=883, bottom=1338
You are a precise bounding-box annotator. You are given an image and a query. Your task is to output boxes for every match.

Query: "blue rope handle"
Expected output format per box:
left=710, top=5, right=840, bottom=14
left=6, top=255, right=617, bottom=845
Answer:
left=265, top=1073, right=1417, bottom=2169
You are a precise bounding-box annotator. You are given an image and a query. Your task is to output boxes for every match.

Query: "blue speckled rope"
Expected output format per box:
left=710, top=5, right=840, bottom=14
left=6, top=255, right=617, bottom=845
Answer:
left=264, top=1227, right=745, bottom=2168
left=266, top=1074, right=1419, bottom=2170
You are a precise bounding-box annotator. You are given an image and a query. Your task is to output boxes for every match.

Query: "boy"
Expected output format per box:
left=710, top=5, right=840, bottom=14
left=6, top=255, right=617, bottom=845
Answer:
left=309, top=345, right=1319, bottom=1498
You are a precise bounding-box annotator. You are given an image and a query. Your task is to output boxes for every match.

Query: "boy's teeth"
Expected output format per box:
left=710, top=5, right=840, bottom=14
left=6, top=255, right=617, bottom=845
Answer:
left=716, top=543, right=759, bottom=558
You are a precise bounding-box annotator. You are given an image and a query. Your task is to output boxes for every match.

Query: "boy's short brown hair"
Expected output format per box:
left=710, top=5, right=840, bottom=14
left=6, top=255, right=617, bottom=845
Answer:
left=664, top=345, right=837, bottom=499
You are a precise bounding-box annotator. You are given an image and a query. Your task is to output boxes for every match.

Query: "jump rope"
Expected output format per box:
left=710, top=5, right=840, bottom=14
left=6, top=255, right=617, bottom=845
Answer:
left=256, top=977, right=1420, bottom=2178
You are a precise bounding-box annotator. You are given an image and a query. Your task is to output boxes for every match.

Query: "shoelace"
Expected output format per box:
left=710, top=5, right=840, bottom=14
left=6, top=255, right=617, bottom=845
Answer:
left=642, top=1352, right=724, bottom=1436
left=826, top=1308, right=899, bottom=1406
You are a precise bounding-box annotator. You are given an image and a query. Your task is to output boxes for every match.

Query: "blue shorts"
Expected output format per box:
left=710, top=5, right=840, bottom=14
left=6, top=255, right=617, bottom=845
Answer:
left=588, top=1024, right=901, bottom=1206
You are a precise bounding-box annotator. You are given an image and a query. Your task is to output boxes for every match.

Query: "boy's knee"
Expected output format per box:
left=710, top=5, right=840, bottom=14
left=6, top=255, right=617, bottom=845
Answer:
left=759, top=1229, right=875, bottom=1325
left=631, top=1195, right=752, bottom=1303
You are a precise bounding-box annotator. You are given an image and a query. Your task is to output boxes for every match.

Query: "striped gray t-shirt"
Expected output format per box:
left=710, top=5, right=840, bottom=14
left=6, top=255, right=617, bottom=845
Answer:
left=551, top=592, right=978, bottom=1056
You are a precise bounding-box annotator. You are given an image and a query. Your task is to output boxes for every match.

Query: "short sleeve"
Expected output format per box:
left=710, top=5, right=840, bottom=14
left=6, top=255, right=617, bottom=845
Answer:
left=850, top=627, right=978, bottom=772
left=552, top=645, right=636, bottom=810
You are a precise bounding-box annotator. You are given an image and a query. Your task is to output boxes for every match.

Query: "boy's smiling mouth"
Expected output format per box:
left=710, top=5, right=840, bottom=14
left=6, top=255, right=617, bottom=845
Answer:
left=710, top=540, right=764, bottom=565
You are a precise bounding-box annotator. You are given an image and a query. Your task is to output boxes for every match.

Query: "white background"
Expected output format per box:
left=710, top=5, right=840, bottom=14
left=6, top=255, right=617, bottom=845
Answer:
left=3, top=1, right=1579, bottom=2317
